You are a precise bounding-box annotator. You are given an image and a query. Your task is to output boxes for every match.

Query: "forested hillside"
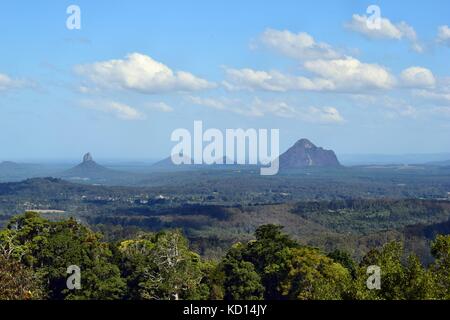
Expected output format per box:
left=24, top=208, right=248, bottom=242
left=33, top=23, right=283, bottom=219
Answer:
left=1, top=212, right=450, bottom=300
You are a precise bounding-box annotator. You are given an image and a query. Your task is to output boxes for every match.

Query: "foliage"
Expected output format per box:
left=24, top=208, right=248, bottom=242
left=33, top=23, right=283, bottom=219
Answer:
left=118, top=230, right=205, bottom=300
left=1, top=212, right=125, bottom=300
left=0, top=255, right=43, bottom=300
left=2, top=214, right=450, bottom=301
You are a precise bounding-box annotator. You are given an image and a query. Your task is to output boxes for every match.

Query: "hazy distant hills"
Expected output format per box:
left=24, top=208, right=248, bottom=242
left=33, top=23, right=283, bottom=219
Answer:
left=279, top=139, right=341, bottom=169
left=426, top=159, right=450, bottom=167
left=0, top=141, right=449, bottom=184
left=151, top=155, right=194, bottom=171
left=0, top=177, right=106, bottom=197
left=0, top=161, right=57, bottom=182
left=151, top=155, right=239, bottom=171
left=340, top=153, right=450, bottom=166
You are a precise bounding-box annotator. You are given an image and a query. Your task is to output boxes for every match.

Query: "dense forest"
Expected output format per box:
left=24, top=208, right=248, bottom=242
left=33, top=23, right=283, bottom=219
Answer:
left=1, top=212, right=450, bottom=300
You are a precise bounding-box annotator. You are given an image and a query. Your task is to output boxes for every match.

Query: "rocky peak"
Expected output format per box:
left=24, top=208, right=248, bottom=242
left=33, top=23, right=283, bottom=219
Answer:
left=83, top=153, right=94, bottom=163
left=279, top=138, right=341, bottom=168
left=295, top=139, right=316, bottom=149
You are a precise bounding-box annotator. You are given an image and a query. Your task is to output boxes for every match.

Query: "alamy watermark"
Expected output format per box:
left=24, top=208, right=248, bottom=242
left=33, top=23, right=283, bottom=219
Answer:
left=66, top=265, right=81, bottom=290
left=170, top=121, right=280, bottom=175
left=366, top=5, right=381, bottom=30
left=66, top=5, right=81, bottom=30
left=366, top=265, right=381, bottom=290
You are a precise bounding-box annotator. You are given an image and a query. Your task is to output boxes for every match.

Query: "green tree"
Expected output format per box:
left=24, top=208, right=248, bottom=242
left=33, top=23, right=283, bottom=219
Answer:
left=0, top=255, right=43, bottom=300
left=221, top=243, right=264, bottom=300
left=243, top=225, right=298, bottom=299
left=280, top=247, right=352, bottom=300
left=403, top=255, right=436, bottom=300
left=118, top=230, right=205, bottom=300
left=328, top=249, right=357, bottom=279
left=430, top=235, right=450, bottom=299
left=353, top=242, right=432, bottom=300
left=0, top=212, right=125, bottom=300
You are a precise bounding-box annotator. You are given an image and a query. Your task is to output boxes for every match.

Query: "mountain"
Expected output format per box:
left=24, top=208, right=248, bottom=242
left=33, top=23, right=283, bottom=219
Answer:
left=0, top=161, right=56, bottom=182
left=151, top=155, right=194, bottom=171
left=151, top=155, right=238, bottom=171
left=60, top=153, right=127, bottom=182
left=279, top=139, right=341, bottom=169
left=0, top=161, right=22, bottom=170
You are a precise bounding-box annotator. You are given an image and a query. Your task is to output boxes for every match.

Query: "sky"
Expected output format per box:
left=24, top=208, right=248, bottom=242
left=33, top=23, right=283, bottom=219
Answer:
left=0, top=0, right=449, bottom=161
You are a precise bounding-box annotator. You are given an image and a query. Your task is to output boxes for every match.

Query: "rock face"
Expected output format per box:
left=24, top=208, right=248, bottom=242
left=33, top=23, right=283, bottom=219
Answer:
left=83, top=153, right=93, bottom=163
left=279, top=139, right=341, bottom=169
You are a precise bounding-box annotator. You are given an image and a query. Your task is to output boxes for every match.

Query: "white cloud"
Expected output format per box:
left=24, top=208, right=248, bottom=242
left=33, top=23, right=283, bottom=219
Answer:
left=187, top=96, right=229, bottom=110
left=415, top=90, right=450, bottom=104
left=187, top=96, right=259, bottom=116
left=259, top=29, right=341, bottom=60
left=81, top=100, right=146, bottom=120
left=145, top=102, right=174, bottom=112
left=349, top=94, right=418, bottom=119
left=75, top=53, right=215, bottom=94
left=224, top=57, right=395, bottom=93
left=188, top=96, right=344, bottom=123
left=437, top=25, right=450, bottom=46
left=432, top=107, right=450, bottom=117
left=303, top=106, right=345, bottom=123
left=346, top=14, right=423, bottom=53
left=303, top=57, right=396, bottom=91
left=223, top=68, right=334, bottom=92
left=400, top=67, right=436, bottom=88
left=413, top=77, right=450, bottom=105
left=0, top=73, right=29, bottom=92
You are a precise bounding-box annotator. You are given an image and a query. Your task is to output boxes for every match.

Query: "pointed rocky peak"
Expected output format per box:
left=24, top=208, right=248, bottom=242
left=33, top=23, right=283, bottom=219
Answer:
left=279, top=138, right=341, bottom=168
left=83, top=152, right=94, bottom=163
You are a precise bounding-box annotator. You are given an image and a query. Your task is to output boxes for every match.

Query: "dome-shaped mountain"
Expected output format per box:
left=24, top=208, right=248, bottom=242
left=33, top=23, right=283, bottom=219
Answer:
left=279, top=139, right=341, bottom=169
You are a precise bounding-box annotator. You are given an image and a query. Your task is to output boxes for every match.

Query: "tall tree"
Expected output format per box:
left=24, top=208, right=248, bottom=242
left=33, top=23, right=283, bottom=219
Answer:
left=118, top=230, right=205, bottom=300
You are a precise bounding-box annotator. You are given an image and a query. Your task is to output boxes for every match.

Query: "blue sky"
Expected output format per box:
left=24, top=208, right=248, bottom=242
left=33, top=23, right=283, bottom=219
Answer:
left=0, top=0, right=449, bottom=161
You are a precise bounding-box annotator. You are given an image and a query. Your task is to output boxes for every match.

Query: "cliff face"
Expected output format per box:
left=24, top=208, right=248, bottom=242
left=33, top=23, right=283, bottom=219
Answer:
left=279, top=139, right=341, bottom=169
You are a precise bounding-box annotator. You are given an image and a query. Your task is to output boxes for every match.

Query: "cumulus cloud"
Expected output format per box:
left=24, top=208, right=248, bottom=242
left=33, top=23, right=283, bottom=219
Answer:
left=400, top=67, right=436, bottom=88
left=259, top=29, right=341, bottom=60
left=188, top=96, right=344, bottom=123
left=437, top=25, right=450, bottom=46
left=346, top=14, right=423, bottom=53
left=303, top=57, right=396, bottom=91
left=75, top=53, right=215, bottom=94
left=224, top=57, right=395, bottom=93
left=81, top=100, right=146, bottom=120
left=223, top=68, right=334, bottom=92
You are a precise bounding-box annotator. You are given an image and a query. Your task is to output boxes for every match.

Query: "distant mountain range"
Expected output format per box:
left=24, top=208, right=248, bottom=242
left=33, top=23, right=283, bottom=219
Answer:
left=153, top=139, right=341, bottom=171
left=340, top=153, right=450, bottom=166
left=279, top=139, right=341, bottom=169
left=0, top=161, right=57, bottom=182
left=0, top=141, right=449, bottom=184
left=151, top=155, right=239, bottom=171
